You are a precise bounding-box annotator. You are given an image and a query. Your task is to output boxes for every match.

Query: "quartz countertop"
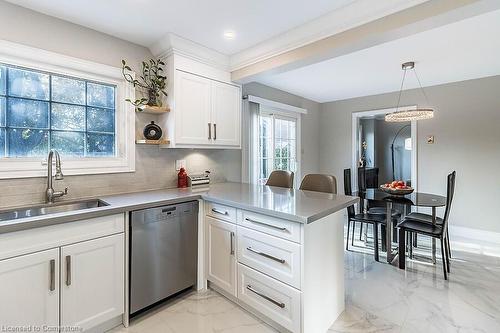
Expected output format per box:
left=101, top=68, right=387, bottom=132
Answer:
left=0, top=182, right=358, bottom=234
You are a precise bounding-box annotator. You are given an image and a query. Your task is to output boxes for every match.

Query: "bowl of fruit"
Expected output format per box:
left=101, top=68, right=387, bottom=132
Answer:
left=380, top=181, right=414, bottom=195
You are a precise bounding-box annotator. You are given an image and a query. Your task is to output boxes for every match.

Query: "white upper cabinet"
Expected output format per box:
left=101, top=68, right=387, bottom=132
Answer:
left=160, top=54, right=242, bottom=149
left=0, top=248, right=60, bottom=327
left=175, top=70, right=212, bottom=145
left=212, top=80, right=241, bottom=147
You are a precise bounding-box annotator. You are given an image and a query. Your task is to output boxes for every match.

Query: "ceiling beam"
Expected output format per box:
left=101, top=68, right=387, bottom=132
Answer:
left=231, top=0, right=500, bottom=83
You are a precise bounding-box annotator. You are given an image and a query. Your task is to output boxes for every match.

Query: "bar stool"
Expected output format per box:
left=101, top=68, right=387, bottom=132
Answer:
left=265, top=170, right=294, bottom=189
left=299, top=174, right=337, bottom=194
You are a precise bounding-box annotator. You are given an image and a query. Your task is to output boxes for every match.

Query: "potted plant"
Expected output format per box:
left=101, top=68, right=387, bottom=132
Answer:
left=121, top=58, right=167, bottom=111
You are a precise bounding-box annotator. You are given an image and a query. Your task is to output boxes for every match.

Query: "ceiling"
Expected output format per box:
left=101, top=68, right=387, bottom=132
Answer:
left=257, top=9, right=500, bottom=103
left=7, top=0, right=355, bottom=55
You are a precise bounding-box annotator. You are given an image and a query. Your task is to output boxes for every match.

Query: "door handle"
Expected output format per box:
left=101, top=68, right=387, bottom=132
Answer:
left=246, top=247, right=286, bottom=264
left=213, top=123, right=217, bottom=140
left=246, top=285, right=285, bottom=308
left=230, top=232, right=235, bottom=255
left=65, top=255, right=72, bottom=286
left=49, top=259, right=55, bottom=291
left=208, top=123, right=212, bottom=140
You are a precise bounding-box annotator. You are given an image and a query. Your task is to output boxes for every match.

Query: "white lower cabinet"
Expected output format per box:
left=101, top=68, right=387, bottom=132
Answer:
left=206, top=216, right=237, bottom=296
left=61, top=233, right=125, bottom=331
left=0, top=248, right=60, bottom=327
left=238, top=263, right=301, bottom=333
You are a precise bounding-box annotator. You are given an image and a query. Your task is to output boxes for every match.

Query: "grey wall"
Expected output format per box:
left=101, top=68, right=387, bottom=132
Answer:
left=242, top=82, right=321, bottom=179
left=320, top=75, right=500, bottom=234
left=0, top=1, right=241, bottom=207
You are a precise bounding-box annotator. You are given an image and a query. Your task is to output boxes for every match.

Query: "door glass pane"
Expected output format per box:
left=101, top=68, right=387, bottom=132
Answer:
left=51, top=131, right=85, bottom=156
left=87, top=107, right=115, bottom=133
left=0, top=65, right=6, bottom=95
left=87, top=83, right=115, bottom=108
left=8, top=67, right=49, bottom=100
left=7, top=128, right=48, bottom=157
left=52, top=76, right=85, bottom=105
left=7, top=98, right=49, bottom=128
left=0, top=128, right=4, bottom=158
left=0, top=96, right=5, bottom=127
left=87, top=133, right=114, bottom=156
left=51, top=103, right=85, bottom=131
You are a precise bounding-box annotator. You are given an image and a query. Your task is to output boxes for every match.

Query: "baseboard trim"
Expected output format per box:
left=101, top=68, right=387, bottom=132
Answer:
left=449, top=226, right=500, bottom=243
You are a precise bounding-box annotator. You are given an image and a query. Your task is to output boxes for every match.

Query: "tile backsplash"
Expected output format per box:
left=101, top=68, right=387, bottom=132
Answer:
left=0, top=146, right=241, bottom=208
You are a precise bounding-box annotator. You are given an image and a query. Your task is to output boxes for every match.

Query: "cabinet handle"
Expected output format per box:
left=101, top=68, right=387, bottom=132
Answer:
left=213, top=123, right=217, bottom=140
left=246, top=285, right=285, bottom=309
left=49, top=259, right=55, bottom=291
left=230, top=232, right=235, bottom=255
left=208, top=123, right=212, bottom=140
left=65, top=255, right=71, bottom=286
left=244, top=217, right=288, bottom=232
left=212, top=208, right=228, bottom=216
left=246, top=247, right=286, bottom=264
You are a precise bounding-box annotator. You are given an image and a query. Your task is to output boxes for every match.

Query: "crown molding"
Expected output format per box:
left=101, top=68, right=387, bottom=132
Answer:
left=149, top=33, right=230, bottom=71
left=229, top=0, right=430, bottom=71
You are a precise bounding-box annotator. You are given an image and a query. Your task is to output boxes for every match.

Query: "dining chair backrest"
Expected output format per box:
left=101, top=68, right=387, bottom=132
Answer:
left=300, top=174, right=337, bottom=194
left=357, top=167, right=367, bottom=192
left=343, top=169, right=356, bottom=218
left=266, top=170, right=294, bottom=189
left=442, top=171, right=457, bottom=231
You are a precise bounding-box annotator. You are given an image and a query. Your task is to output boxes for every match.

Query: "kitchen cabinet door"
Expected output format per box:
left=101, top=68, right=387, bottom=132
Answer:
left=206, top=216, right=237, bottom=296
left=61, top=234, right=124, bottom=331
left=0, top=248, right=59, bottom=327
left=175, top=70, right=212, bottom=145
left=211, top=81, right=241, bottom=147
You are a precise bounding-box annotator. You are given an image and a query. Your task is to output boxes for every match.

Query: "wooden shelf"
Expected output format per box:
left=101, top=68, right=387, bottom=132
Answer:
left=137, top=106, right=170, bottom=114
left=135, top=139, right=170, bottom=145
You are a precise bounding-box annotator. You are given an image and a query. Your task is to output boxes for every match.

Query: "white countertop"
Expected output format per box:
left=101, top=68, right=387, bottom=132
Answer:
left=0, top=182, right=358, bottom=233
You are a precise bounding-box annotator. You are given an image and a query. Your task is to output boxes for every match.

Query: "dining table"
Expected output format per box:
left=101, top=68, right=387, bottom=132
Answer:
left=357, top=189, right=447, bottom=268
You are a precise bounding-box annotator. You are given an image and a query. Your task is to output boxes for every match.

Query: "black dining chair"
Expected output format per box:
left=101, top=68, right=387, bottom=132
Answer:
left=344, top=169, right=397, bottom=261
left=404, top=171, right=456, bottom=259
left=398, top=171, right=456, bottom=280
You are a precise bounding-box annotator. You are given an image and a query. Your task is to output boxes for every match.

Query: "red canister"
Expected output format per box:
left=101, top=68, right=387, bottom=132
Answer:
left=177, top=167, right=188, bottom=188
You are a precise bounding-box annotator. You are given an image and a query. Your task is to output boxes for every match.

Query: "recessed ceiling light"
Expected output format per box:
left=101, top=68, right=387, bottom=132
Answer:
left=223, top=30, right=236, bottom=40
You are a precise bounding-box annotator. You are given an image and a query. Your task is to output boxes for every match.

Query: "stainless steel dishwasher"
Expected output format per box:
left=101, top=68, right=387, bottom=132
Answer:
left=130, top=201, right=198, bottom=315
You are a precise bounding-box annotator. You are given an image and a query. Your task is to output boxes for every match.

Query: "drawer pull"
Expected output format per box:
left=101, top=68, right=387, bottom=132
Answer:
left=245, top=218, right=288, bottom=232
left=212, top=208, right=228, bottom=216
left=246, top=285, right=285, bottom=309
left=49, top=259, right=55, bottom=291
left=247, top=247, right=286, bottom=264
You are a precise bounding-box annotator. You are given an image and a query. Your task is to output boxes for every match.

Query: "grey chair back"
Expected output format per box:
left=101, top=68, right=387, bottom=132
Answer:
left=299, top=174, right=337, bottom=194
left=265, top=170, right=294, bottom=189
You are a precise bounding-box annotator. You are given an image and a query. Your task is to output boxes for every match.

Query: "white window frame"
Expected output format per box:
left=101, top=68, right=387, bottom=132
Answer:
left=0, top=40, right=135, bottom=179
left=257, top=107, right=301, bottom=186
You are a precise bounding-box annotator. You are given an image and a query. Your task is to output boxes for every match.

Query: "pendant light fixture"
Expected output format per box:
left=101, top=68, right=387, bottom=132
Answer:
left=385, top=62, right=434, bottom=122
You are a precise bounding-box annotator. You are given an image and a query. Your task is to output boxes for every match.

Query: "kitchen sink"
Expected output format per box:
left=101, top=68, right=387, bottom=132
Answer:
left=0, top=199, right=109, bottom=222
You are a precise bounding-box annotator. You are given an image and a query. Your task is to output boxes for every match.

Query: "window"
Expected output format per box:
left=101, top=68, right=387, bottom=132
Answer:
left=0, top=40, right=135, bottom=178
left=0, top=63, right=116, bottom=158
left=257, top=110, right=298, bottom=185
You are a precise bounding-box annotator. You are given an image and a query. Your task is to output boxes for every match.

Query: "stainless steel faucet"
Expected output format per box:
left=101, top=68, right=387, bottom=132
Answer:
left=46, top=149, right=68, bottom=203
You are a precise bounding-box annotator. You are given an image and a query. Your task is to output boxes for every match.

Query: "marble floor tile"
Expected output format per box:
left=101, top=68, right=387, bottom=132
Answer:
left=109, top=227, right=500, bottom=333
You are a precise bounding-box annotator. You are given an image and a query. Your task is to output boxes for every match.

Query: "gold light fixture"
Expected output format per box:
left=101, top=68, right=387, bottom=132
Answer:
left=385, top=62, right=434, bottom=122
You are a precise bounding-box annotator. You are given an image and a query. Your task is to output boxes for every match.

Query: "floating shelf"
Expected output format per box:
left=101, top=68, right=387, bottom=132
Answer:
left=137, top=106, right=170, bottom=114
left=135, top=139, right=170, bottom=145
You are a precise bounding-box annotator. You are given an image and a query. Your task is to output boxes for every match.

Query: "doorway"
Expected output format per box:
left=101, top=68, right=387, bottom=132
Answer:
left=351, top=106, right=417, bottom=191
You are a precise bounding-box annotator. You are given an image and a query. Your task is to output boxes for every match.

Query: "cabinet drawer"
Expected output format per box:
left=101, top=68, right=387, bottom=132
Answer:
left=239, top=210, right=301, bottom=243
left=238, top=263, right=301, bottom=333
left=206, top=202, right=237, bottom=223
left=237, top=226, right=301, bottom=289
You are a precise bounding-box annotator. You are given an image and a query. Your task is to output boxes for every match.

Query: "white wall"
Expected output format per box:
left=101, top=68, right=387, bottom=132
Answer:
left=320, top=75, right=500, bottom=234
left=0, top=1, right=241, bottom=207
left=242, top=82, right=321, bottom=179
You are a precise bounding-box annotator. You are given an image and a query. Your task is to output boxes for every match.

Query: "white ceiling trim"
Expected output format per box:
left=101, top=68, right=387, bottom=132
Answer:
left=247, top=95, right=307, bottom=114
left=229, top=0, right=430, bottom=71
left=150, top=33, right=230, bottom=71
